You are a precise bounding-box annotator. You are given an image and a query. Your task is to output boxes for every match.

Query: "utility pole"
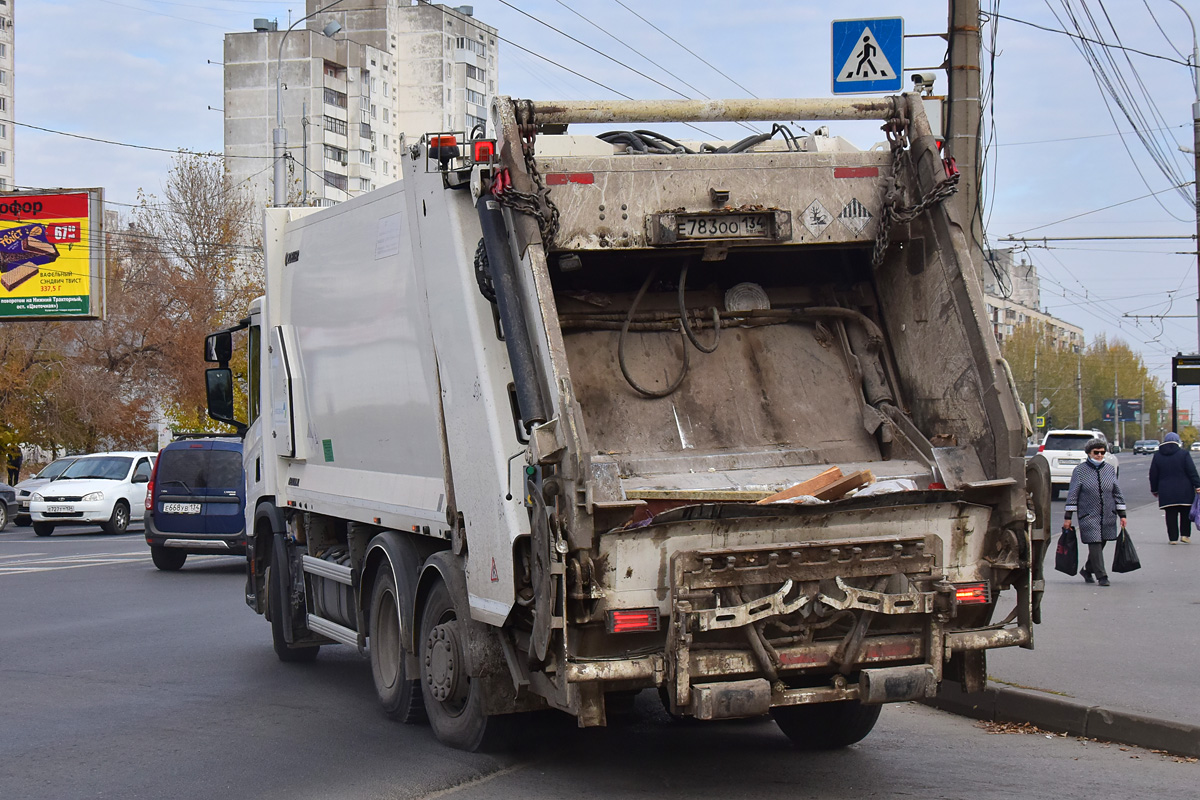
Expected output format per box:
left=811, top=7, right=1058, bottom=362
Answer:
left=947, top=0, right=982, bottom=261
left=1032, top=338, right=1039, bottom=440
left=1163, top=2, right=1200, bottom=351
left=1141, top=382, right=1146, bottom=440
left=1077, top=352, right=1084, bottom=428
left=1113, top=369, right=1120, bottom=447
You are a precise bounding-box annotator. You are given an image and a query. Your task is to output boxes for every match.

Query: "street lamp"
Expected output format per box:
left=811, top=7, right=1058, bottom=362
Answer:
left=274, top=2, right=347, bottom=207
left=1164, top=0, right=1200, bottom=352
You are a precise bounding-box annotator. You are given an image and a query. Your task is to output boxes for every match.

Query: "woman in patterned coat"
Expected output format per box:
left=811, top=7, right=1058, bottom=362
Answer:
left=1063, top=438, right=1126, bottom=586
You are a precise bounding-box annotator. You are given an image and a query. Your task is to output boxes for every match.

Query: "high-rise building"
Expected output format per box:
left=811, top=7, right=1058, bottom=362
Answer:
left=982, top=248, right=1083, bottom=351
left=0, top=0, right=14, bottom=190
left=223, top=1, right=498, bottom=208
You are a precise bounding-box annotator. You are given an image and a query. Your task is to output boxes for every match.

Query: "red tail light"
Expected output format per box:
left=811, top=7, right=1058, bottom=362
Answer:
left=606, top=608, right=660, bottom=634
left=471, top=139, right=496, bottom=164
left=145, top=454, right=162, bottom=512
left=1038, top=444, right=1045, bottom=452
left=953, top=582, right=991, bottom=605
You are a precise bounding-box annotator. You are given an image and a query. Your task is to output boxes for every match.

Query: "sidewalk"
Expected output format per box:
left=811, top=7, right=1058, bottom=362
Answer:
left=927, top=500, right=1200, bottom=756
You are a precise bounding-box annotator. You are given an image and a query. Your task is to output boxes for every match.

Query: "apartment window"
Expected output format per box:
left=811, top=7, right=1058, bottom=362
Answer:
left=359, top=178, right=372, bottom=192
left=324, top=116, right=347, bottom=136
left=0, top=151, right=6, bottom=165
left=466, top=114, right=487, bottom=132
left=465, top=64, right=483, bottom=81
left=324, top=88, right=347, bottom=109
left=382, top=108, right=388, bottom=122
left=0, top=178, right=6, bottom=189
left=0, top=123, right=6, bottom=138
left=0, top=44, right=6, bottom=58
left=324, top=171, right=348, bottom=192
left=359, top=150, right=371, bottom=165
left=361, top=108, right=370, bottom=124
left=371, top=103, right=377, bottom=119
left=0, top=97, right=7, bottom=112
left=455, top=37, right=486, bottom=57
left=360, top=122, right=372, bottom=139
left=0, top=71, right=6, bottom=86
left=466, top=89, right=485, bottom=106
left=323, top=61, right=346, bottom=80
left=324, top=145, right=347, bottom=164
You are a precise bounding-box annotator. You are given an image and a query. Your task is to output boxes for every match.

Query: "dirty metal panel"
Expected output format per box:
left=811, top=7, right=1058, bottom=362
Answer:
left=537, top=150, right=891, bottom=251
left=689, top=634, right=925, bottom=677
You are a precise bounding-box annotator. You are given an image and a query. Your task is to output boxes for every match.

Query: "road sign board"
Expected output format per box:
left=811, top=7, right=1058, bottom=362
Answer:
left=1036, top=416, right=1046, bottom=429
left=832, top=17, right=903, bottom=95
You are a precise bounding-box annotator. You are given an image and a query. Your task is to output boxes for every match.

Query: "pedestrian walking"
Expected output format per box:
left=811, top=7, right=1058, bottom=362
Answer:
left=1064, top=438, right=1126, bottom=586
left=5, top=445, right=21, bottom=485
left=1148, top=431, right=1200, bottom=545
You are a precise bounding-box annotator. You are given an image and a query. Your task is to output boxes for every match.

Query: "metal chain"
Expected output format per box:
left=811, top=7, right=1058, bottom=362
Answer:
left=493, top=99, right=560, bottom=246
left=872, top=98, right=959, bottom=268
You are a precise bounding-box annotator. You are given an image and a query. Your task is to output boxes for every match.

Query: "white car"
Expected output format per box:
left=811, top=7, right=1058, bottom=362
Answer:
left=29, top=451, right=157, bottom=536
left=1038, top=430, right=1119, bottom=499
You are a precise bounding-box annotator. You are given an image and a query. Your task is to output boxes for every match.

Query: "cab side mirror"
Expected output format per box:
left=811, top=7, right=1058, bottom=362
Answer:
left=205, top=332, right=233, bottom=364
left=206, top=368, right=246, bottom=434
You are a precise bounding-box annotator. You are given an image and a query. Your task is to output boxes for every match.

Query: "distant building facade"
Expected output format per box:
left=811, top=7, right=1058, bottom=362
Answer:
left=223, top=1, right=497, bottom=208
left=0, top=0, right=13, bottom=190
left=983, top=248, right=1083, bottom=351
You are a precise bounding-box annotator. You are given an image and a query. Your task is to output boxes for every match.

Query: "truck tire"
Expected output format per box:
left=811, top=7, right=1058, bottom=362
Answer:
left=101, top=501, right=130, bottom=534
left=150, top=545, right=187, bottom=571
left=268, top=537, right=320, bottom=663
left=33, top=522, right=55, bottom=537
left=369, top=564, right=424, bottom=723
left=419, top=578, right=506, bottom=751
left=770, top=700, right=881, bottom=749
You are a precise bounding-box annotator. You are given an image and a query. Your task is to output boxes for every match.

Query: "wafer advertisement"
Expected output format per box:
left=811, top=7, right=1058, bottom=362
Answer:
left=0, top=189, right=105, bottom=319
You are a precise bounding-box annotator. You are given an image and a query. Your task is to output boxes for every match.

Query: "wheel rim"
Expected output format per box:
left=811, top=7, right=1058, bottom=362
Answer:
left=115, top=505, right=128, bottom=529
left=424, top=614, right=467, bottom=715
left=376, top=589, right=400, bottom=690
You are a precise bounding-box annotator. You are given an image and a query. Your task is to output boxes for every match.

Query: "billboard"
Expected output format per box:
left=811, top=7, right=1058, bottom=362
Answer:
left=1101, top=399, right=1141, bottom=423
left=0, top=189, right=105, bottom=320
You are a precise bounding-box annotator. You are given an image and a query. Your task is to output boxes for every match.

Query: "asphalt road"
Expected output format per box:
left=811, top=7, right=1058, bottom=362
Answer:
left=1, top=511, right=1196, bottom=799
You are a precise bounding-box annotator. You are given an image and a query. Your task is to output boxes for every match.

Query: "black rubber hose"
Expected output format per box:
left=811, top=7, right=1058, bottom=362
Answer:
left=618, top=267, right=689, bottom=398
left=677, top=262, right=720, bottom=354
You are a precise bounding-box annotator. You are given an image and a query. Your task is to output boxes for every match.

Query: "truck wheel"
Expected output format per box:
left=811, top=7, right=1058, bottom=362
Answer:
left=33, top=522, right=55, bottom=537
left=370, top=564, right=424, bottom=723
left=101, top=501, right=130, bottom=534
left=268, top=539, right=320, bottom=663
left=771, top=700, right=881, bottom=749
left=150, top=545, right=187, bottom=571
left=419, top=578, right=506, bottom=751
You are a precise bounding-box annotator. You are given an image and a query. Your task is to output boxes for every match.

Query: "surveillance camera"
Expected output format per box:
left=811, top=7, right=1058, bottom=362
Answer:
left=911, top=73, right=936, bottom=95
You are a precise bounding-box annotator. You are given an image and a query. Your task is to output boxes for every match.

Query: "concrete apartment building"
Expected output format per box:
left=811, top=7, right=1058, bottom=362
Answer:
left=0, top=0, right=13, bottom=190
left=982, top=248, right=1084, bottom=352
left=224, top=0, right=497, bottom=208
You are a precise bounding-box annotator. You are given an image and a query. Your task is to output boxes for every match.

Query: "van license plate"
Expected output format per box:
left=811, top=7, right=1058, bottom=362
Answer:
left=47, top=505, right=73, bottom=513
left=163, top=503, right=202, bottom=514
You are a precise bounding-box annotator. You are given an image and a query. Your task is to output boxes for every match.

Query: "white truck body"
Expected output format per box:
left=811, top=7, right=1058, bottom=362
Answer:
left=209, top=95, right=1046, bottom=752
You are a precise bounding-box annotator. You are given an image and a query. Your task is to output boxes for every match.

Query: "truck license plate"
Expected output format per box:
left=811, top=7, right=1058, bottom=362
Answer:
left=163, top=503, right=202, bottom=514
left=47, top=505, right=73, bottom=513
left=675, top=213, right=771, bottom=239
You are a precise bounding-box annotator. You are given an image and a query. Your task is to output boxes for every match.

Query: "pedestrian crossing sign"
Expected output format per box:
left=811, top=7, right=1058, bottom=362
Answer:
left=832, top=17, right=904, bottom=95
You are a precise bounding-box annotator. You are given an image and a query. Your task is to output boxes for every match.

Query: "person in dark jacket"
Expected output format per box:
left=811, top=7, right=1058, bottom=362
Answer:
left=1148, top=431, right=1200, bottom=544
left=1064, top=438, right=1126, bottom=586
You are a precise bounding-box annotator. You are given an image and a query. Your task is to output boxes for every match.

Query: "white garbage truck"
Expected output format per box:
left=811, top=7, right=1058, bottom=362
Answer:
left=205, top=94, right=1049, bottom=752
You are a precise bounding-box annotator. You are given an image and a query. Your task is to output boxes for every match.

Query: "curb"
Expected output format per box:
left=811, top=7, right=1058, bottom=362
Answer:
left=923, top=680, right=1200, bottom=758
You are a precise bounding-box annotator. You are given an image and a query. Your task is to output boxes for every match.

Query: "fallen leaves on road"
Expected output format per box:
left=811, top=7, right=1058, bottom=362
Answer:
left=977, top=721, right=1067, bottom=737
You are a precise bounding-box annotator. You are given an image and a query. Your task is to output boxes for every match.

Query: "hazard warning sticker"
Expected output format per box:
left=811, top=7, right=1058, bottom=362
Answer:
left=801, top=199, right=833, bottom=238
left=838, top=198, right=872, bottom=234
left=490, top=558, right=499, bottom=582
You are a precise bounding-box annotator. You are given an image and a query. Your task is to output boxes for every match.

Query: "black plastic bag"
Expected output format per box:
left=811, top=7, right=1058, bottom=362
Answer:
left=1112, top=529, right=1141, bottom=573
left=1055, top=525, right=1078, bottom=576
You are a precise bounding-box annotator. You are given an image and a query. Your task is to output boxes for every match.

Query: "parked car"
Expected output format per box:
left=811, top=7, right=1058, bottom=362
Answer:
left=12, top=456, right=79, bottom=526
left=1133, top=439, right=1160, bottom=454
left=1192, top=442, right=1200, bottom=452
left=28, top=452, right=157, bottom=536
left=0, top=483, right=15, bottom=530
left=1039, top=429, right=1119, bottom=499
left=144, top=436, right=245, bottom=571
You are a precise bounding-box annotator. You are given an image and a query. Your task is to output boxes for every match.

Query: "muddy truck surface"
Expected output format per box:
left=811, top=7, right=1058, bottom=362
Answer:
left=205, top=94, right=1047, bottom=753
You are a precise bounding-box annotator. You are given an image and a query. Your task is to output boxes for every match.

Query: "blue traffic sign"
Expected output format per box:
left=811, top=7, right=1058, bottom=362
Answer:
left=832, top=17, right=904, bottom=95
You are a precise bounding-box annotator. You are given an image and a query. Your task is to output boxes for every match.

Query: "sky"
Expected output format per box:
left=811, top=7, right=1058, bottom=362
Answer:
left=15, top=0, right=1200, bottom=409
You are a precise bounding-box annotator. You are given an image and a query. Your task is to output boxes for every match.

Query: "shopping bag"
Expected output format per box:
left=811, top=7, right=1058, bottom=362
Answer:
left=1190, top=494, right=1200, bottom=525
left=1112, top=529, right=1141, bottom=573
left=1054, top=525, right=1078, bottom=576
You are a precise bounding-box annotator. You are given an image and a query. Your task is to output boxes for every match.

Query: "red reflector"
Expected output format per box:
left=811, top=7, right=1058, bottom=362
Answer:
left=928, top=482, right=946, bottom=490
left=545, top=173, right=595, bottom=186
left=834, top=166, right=879, bottom=178
left=472, top=139, right=495, bottom=162
left=607, top=608, right=660, bottom=633
left=954, top=582, right=991, bottom=604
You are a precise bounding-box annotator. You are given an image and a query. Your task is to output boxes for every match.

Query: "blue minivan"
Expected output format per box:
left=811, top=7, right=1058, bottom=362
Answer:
left=144, top=436, right=245, bottom=571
